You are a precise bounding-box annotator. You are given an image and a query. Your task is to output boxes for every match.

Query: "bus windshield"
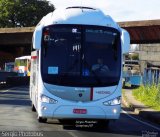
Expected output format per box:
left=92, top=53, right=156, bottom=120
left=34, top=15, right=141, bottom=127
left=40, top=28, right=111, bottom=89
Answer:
left=41, top=25, right=121, bottom=87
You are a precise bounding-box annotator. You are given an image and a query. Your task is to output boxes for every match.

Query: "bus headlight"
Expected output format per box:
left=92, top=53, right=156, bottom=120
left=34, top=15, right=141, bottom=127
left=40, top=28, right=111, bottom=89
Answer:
left=40, top=95, right=58, bottom=104
left=103, top=97, right=121, bottom=106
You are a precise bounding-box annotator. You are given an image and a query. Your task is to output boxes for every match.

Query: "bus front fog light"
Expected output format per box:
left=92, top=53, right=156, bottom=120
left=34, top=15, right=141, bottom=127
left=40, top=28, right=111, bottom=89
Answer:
left=42, top=106, right=47, bottom=110
left=40, top=95, right=58, bottom=104
left=103, top=96, right=121, bottom=106
left=113, top=108, right=117, bottom=114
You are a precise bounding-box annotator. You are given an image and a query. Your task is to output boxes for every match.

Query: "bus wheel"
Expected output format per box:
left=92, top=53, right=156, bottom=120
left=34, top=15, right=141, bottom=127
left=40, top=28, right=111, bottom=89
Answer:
left=31, top=103, right=36, bottom=112
left=131, top=85, right=136, bottom=88
left=58, top=119, right=75, bottom=125
left=96, top=120, right=109, bottom=129
left=122, top=81, right=126, bottom=88
left=38, top=116, right=47, bottom=123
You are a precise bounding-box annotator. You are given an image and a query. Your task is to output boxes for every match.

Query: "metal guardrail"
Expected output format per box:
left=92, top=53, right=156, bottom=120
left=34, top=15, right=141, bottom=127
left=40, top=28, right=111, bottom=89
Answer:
left=0, top=72, right=30, bottom=88
left=6, top=76, right=30, bottom=86
left=0, top=71, right=17, bottom=82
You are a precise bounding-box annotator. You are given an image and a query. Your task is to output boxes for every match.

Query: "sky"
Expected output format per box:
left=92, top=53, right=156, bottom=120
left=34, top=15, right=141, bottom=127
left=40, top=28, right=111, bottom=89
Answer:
left=48, top=0, right=160, bottom=22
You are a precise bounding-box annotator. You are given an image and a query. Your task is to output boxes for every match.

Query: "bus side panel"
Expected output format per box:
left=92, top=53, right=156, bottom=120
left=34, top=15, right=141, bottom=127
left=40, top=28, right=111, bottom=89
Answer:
left=30, top=51, right=39, bottom=110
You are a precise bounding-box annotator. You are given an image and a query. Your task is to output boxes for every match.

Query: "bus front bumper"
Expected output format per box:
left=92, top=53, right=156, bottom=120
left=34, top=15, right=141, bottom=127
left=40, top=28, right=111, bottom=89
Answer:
left=38, top=104, right=121, bottom=120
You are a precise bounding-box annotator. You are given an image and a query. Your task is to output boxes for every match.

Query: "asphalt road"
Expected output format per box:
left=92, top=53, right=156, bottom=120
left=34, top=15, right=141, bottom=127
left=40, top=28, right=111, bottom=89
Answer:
left=0, top=86, right=160, bottom=137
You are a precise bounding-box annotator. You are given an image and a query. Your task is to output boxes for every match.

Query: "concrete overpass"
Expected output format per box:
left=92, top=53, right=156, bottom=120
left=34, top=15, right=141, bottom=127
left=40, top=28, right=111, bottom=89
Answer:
left=0, top=19, right=160, bottom=46
left=0, top=19, right=160, bottom=68
left=0, top=27, right=34, bottom=46
left=119, top=20, right=160, bottom=44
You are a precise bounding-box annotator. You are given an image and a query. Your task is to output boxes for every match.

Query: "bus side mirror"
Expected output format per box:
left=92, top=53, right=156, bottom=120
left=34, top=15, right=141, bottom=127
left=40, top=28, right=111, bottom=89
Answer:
left=33, top=25, right=42, bottom=50
left=121, top=29, right=130, bottom=54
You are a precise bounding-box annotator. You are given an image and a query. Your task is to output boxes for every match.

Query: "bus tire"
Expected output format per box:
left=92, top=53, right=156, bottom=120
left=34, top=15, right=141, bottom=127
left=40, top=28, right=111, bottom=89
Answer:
left=122, top=81, right=125, bottom=88
left=96, top=120, right=109, bottom=129
left=58, top=119, right=75, bottom=125
left=31, top=103, right=36, bottom=112
left=38, top=116, right=47, bottom=123
left=131, top=85, right=136, bottom=88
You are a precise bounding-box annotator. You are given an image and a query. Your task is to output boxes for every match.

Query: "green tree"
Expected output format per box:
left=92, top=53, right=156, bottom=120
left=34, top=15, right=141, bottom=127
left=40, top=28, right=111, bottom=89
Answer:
left=0, top=0, right=55, bottom=27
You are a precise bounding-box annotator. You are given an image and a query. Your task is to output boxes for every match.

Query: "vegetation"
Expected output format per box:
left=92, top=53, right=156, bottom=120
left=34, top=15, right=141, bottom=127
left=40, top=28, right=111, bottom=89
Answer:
left=133, top=84, right=160, bottom=110
left=130, top=54, right=139, bottom=60
left=125, top=53, right=139, bottom=60
left=0, top=0, right=55, bottom=27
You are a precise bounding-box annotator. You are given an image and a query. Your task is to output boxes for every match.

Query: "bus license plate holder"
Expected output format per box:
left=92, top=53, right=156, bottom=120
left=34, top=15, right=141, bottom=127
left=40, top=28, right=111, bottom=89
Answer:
left=73, top=109, right=87, bottom=114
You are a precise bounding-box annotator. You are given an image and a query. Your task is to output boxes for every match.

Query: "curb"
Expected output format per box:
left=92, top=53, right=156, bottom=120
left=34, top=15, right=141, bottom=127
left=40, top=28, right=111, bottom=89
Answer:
left=122, top=91, right=134, bottom=111
left=122, top=92, right=160, bottom=125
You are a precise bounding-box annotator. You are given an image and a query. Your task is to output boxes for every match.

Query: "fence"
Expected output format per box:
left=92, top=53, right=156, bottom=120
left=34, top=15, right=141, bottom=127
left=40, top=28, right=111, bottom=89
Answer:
left=143, top=68, right=160, bottom=85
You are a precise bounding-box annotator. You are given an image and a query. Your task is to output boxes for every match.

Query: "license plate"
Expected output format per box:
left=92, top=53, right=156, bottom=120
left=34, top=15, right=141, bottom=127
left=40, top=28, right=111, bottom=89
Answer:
left=73, top=109, right=87, bottom=114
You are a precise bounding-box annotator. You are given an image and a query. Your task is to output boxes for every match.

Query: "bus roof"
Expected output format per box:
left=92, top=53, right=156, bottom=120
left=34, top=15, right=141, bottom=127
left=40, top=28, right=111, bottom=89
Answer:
left=15, top=56, right=31, bottom=60
left=38, top=6, right=120, bottom=30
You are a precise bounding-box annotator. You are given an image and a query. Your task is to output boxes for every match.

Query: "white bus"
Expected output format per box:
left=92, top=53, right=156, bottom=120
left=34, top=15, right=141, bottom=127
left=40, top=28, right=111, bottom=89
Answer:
left=14, top=56, right=31, bottom=76
left=30, top=7, right=130, bottom=124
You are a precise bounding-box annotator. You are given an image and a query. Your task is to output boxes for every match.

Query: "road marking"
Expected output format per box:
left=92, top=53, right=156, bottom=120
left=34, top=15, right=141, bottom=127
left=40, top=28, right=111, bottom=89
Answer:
left=1, top=86, right=16, bottom=92
left=0, top=87, right=28, bottom=93
left=0, top=87, right=17, bottom=93
left=68, top=132, right=79, bottom=137
left=0, top=89, right=9, bottom=93
left=122, top=110, right=160, bottom=131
